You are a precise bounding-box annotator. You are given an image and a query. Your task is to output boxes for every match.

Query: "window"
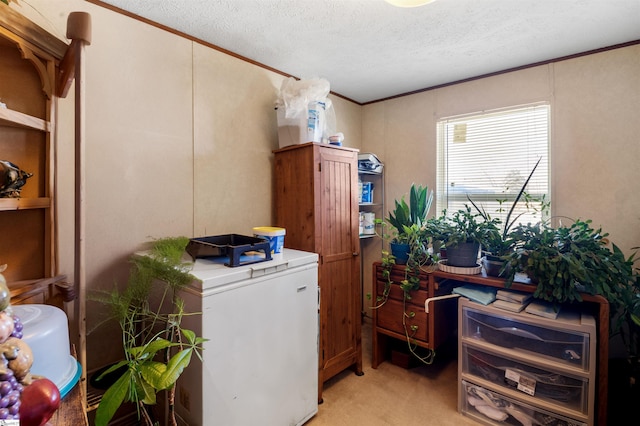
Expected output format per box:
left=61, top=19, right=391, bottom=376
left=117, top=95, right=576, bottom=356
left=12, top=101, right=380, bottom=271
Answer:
left=436, top=103, right=550, bottom=227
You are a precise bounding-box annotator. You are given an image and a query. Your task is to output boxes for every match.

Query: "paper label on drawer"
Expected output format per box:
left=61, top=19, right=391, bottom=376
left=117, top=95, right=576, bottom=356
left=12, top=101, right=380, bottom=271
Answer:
left=505, top=368, right=536, bottom=396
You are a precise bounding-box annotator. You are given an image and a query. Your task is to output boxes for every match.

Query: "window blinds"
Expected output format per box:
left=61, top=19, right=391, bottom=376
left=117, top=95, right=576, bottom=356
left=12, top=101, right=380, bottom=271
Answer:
left=436, top=103, right=550, bottom=227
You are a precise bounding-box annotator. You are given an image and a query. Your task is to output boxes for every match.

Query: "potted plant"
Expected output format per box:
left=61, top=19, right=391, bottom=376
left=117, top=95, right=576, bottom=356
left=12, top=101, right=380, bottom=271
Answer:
left=468, top=158, right=544, bottom=276
left=383, top=183, right=433, bottom=264
left=503, top=219, right=634, bottom=303
left=369, top=184, right=437, bottom=365
left=90, top=237, right=207, bottom=426
left=424, top=211, right=450, bottom=258
left=439, top=205, right=501, bottom=268
left=372, top=183, right=435, bottom=303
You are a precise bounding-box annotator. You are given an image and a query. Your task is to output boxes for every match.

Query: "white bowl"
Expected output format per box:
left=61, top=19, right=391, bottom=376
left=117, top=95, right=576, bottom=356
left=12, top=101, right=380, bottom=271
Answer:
left=11, top=304, right=81, bottom=397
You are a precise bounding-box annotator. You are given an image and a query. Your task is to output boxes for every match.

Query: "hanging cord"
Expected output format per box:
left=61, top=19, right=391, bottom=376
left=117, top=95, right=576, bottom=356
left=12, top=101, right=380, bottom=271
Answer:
left=402, top=297, right=436, bottom=365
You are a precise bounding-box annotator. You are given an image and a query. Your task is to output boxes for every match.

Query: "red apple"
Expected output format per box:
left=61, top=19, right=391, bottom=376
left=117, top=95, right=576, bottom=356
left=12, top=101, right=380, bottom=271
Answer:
left=18, top=378, right=60, bottom=426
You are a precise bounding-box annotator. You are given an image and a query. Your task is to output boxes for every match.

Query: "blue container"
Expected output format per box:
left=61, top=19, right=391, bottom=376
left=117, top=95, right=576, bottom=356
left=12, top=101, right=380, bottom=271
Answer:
left=361, top=182, right=374, bottom=203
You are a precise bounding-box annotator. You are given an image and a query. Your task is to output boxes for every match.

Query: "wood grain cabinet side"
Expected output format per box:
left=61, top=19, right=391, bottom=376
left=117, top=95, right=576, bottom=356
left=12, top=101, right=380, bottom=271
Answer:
left=273, top=142, right=363, bottom=403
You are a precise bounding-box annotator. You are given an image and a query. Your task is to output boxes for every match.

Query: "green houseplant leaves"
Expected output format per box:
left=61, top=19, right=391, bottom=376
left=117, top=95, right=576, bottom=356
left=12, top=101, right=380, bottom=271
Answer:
left=503, top=219, right=635, bottom=304
left=386, top=183, right=433, bottom=243
left=91, top=237, right=207, bottom=426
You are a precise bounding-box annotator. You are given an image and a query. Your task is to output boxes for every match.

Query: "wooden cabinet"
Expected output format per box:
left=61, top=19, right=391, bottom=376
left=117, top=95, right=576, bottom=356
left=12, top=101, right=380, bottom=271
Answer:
left=371, top=262, right=458, bottom=368
left=0, top=7, right=70, bottom=304
left=273, top=142, right=362, bottom=402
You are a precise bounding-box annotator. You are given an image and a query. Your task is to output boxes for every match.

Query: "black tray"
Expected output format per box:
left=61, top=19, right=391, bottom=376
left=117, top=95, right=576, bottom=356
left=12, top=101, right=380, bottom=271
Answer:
left=186, top=234, right=272, bottom=267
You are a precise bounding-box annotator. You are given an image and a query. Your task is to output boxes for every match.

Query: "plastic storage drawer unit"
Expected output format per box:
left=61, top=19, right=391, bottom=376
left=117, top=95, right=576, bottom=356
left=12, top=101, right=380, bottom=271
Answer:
left=462, top=345, right=590, bottom=415
left=461, top=306, right=593, bottom=370
left=458, top=298, right=597, bottom=426
left=461, top=380, right=587, bottom=426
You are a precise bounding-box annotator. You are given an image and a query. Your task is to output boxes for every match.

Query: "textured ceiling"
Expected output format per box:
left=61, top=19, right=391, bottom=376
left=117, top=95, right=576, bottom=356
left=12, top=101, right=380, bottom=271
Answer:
left=97, top=0, right=640, bottom=104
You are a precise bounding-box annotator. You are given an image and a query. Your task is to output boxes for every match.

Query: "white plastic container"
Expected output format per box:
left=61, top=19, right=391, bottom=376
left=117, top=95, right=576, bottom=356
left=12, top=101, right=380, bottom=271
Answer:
left=276, top=101, right=326, bottom=148
left=363, top=213, right=376, bottom=235
left=12, top=304, right=81, bottom=398
left=253, top=227, right=286, bottom=254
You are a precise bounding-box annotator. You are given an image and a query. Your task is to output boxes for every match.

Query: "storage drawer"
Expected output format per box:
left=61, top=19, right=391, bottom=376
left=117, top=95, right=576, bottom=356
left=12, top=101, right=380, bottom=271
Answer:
left=375, top=280, right=428, bottom=305
left=375, top=298, right=428, bottom=341
left=462, top=345, right=589, bottom=414
left=461, top=303, right=593, bottom=370
left=460, top=380, right=587, bottom=426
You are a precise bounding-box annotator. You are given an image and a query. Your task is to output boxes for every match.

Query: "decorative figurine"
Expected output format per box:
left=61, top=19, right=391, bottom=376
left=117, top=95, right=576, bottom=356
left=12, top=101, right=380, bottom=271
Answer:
left=0, top=160, right=32, bottom=198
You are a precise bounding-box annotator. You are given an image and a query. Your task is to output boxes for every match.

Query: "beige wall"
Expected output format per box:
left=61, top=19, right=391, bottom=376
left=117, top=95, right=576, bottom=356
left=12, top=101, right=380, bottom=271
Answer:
left=362, top=45, right=640, bottom=315
left=364, top=46, right=639, bottom=252
left=18, top=1, right=640, bottom=369
left=19, top=0, right=362, bottom=370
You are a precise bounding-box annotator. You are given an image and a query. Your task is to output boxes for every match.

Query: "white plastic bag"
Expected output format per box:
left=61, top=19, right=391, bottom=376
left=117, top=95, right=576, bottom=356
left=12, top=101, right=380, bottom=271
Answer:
left=276, top=77, right=330, bottom=119
left=275, top=77, right=336, bottom=144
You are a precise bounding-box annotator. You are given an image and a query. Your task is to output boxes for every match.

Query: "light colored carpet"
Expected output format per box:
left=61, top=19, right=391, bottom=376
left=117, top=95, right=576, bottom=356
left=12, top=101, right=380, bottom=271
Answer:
left=307, top=317, right=479, bottom=426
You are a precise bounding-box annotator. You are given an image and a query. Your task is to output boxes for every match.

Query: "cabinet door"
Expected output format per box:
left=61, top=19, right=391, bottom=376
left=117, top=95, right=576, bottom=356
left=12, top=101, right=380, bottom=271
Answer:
left=317, top=146, right=362, bottom=379
left=274, top=145, right=315, bottom=252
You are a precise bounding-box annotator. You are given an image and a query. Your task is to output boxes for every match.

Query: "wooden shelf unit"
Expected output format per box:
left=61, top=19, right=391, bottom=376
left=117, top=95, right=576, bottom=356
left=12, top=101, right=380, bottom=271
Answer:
left=0, top=7, right=69, bottom=299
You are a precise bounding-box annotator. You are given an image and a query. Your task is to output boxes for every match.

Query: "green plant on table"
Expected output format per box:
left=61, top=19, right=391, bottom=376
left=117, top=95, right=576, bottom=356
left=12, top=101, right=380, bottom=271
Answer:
left=503, top=219, right=634, bottom=304
left=385, top=183, right=433, bottom=244
left=368, top=184, right=439, bottom=366
left=468, top=157, right=546, bottom=259
left=372, top=225, right=432, bottom=306
left=91, top=237, right=207, bottom=426
left=372, top=183, right=436, bottom=306
left=505, top=219, right=640, bottom=385
left=441, top=205, right=501, bottom=250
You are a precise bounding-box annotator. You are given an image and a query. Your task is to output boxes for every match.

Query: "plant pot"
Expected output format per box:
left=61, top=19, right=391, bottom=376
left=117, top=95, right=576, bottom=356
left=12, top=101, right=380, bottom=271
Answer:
left=482, top=255, right=510, bottom=277
left=446, top=242, right=480, bottom=267
left=390, top=242, right=410, bottom=265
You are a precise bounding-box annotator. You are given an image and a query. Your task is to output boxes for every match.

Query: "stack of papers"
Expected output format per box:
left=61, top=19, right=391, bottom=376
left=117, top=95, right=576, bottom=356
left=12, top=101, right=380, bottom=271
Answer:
left=496, top=290, right=532, bottom=304
left=525, top=300, right=560, bottom=319
left=492, top=290, right=533, bottom=313
left=452, top=285, right=497, bottom=305
left=492, top=299, right=528, bottom=313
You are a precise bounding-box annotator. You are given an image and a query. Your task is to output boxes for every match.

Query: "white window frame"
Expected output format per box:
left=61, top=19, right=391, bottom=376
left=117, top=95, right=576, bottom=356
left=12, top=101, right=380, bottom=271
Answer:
left=436, top=103, right=550, bottom=227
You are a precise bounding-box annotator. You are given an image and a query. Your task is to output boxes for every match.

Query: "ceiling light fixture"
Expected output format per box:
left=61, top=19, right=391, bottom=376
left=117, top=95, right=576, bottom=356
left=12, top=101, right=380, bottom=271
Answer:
left=384, top=0, right=436, bottom=7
